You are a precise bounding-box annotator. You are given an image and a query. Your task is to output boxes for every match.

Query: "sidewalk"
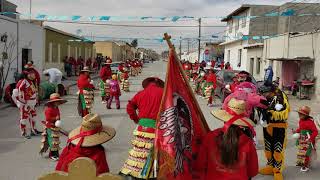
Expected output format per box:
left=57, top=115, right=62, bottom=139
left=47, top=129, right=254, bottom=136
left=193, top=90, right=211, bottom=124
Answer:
left=288, top=95, right=320, bottom=118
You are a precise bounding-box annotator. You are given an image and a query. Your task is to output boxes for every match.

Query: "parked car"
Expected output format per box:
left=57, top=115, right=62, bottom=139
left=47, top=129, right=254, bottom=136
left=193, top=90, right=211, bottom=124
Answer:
left=110, top=62, right=121, bottom=73
left=215, top=70, right=256, bottom=102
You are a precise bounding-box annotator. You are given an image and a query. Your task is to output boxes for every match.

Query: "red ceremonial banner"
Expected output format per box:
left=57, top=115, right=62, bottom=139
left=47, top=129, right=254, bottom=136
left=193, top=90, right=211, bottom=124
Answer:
left=154, top=34, right=209, bottom=180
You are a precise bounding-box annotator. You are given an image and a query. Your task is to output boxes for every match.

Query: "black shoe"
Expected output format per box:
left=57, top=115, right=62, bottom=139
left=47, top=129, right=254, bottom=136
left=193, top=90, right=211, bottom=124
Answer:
left=34, top=129, right=42, bottom=135
left=22, top=132, right=31, bottom=139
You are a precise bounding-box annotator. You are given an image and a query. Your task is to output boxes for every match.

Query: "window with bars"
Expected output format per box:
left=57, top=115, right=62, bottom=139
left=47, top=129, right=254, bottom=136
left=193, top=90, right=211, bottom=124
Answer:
left=256, top=58, right=261, bottom=74
left=238, top=49, right=242, bottom=67
left=235, top=18, right=239, bottom=30
left=228, top=20, right=233, bottom=33
left=241, top=11, right=248, bottom=28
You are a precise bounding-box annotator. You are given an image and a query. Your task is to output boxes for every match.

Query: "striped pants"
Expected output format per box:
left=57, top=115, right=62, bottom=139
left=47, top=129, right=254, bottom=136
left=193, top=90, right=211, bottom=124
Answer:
left=263, top=126, right=287, bottom=173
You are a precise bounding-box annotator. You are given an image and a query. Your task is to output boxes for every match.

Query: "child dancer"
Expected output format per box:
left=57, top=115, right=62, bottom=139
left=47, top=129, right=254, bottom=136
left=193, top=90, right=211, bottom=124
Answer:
left=107, top=74, right=121, bottom=109
left=292, top=106, right=318, bottom=172
left=40, top=93, right=67, bottom=161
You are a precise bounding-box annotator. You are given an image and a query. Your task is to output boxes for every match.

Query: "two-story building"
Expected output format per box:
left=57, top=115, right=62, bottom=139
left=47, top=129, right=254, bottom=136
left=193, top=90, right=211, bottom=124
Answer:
left=221, top=3, right=320, bottom=81
left=220, top=4, right=278, bottom=78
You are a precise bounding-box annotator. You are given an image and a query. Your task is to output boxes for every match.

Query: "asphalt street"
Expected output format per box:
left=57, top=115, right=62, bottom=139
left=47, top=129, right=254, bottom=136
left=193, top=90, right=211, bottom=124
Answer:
left=0, top=61, right=319, bottom=180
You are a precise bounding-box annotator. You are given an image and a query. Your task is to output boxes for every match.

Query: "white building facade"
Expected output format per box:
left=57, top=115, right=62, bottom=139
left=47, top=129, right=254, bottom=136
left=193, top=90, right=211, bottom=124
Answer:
left=220, top=5, right=277, bottom=73
left=0, top=15, right=44, bottom=89
left=262, top=32, right=320, bottom=99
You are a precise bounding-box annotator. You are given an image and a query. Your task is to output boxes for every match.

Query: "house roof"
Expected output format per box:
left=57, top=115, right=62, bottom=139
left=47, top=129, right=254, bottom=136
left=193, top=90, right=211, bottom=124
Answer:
left=221, top=4, right=278, bottom=22
left=243, top=43, right=263, bottom=49
left=219, top=38, right=242, bottom=46
left=268, top=57, right=315, bottom=62
left=44, top=26, right=94, bottom=43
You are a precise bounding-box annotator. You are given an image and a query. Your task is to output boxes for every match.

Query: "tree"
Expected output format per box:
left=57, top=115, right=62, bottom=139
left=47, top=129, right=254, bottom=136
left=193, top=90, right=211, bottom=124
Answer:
left=131, top=39, right=138, bottom=48
left=0, top=32, right=20, bottom=101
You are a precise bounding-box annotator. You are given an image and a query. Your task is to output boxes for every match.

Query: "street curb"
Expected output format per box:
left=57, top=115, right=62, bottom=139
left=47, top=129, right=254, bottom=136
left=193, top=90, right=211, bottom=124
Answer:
left=0, top=104, right=12, bottom=110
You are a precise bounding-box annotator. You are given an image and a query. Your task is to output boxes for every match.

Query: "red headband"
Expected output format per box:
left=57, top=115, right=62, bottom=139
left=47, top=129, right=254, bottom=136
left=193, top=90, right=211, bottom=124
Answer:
left=68, top=126, right=103, bottom=148
left=222, top=107, right=256, bottom=136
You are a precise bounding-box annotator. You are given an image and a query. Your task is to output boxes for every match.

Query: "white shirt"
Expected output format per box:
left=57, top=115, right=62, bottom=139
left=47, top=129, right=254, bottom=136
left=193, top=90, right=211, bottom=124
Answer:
left=43, top=68, right=63, bottom=84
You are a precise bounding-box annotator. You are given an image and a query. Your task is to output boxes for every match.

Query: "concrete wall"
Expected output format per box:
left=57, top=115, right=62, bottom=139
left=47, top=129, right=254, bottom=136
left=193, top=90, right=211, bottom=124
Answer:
left=45, top=28, right=94, bottom=71
left=224, top=41, right=248, bottom=71
left=278, top=3, right=320, bottom=34
left=0, top=15, right=44, bottom=89
left=225, top=9, right=250, bottom=42
left=262, top=32, right=320, bottom=98
left=0, top=15, right=18, bottom=87
left=19, top=22, right=45, bottom=72
left=247, top=47, right=264, bottom=80
left=94, top=41, right=122, bottom=62
left=249, top=6, right=278, bottom=37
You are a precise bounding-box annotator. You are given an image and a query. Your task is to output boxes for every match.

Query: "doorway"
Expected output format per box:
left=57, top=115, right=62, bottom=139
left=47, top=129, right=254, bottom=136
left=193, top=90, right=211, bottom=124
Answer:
left=22, top=49, right=32, bottom=69
left=250, top=58, right=254, bottom=75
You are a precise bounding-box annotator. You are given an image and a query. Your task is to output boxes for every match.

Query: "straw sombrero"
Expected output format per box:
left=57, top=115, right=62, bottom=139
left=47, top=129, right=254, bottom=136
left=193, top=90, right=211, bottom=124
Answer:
left=104, top=59, right=113, bottom=64
left=80, top=66, right=91, bottom=72
left=296, top=106, right=312, bottom=118
left=211, top=98, right=255, bottom=127
left=45, top=93, right=67, bottom=105
left=68, top=114, right=116, bottom=147
left=142, top=77, right=164, bottom=88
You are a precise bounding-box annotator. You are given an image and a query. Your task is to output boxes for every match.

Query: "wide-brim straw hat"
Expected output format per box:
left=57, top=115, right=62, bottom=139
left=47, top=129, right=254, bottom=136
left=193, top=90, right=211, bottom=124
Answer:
left=142, top=77, right=164, bottom=88
left=45, top=93, right=67, bottom=105
left=80, top=66, right=91, bottom=72
left=69, top=114, right=116, bottom=147
left=296, top=106, right=312, bottom=117
left=211, top=98, right=255, bottom=127
left=104, top=59, right=113, bottom=64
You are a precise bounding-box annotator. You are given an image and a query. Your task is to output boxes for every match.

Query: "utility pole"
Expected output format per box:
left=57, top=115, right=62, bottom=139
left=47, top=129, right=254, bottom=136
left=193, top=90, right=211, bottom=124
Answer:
left=29, top=0, right=32, bottom=22
left=187, top=39, right=190, bottom=54
left=179, top=36, right=182, bottom=60
left=198, top=18, right=201, bottom=62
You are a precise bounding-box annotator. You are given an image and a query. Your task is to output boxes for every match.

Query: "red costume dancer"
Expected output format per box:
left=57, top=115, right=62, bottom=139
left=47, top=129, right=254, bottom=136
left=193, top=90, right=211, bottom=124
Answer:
left=24, top=62, right=40, bottom=88
left=107, top=75, right=121, bottom=109
left=220, top=61, right=225, bottom=69
left=40, top=93, right=67, bottom=161
left=183, top=61, right=192, bottom=80
left=192, top=62, right=200, bottom=81
left=56, top=114, right=116, bottom=176
left=119, top=65, right=130, bottom=92
left=77, top=67, right=95, bottom=117
left=210, top=59, right=216, bottom=68
left=86, top=58, right=92, bottom=70
left=13, top=69, right=41, bottom=138
left=92, top=60, right=98, bottom=73
left=198, top=97, right=259, bottom=180
left=99, top=59, right=112, bottom=103
left=293, top=106, right=318, bottom=172
left=204, top=69, right=217, bottom=106
left=24, top=62, right=41, bottom=104
left=120, top=77, right=164, bottom=179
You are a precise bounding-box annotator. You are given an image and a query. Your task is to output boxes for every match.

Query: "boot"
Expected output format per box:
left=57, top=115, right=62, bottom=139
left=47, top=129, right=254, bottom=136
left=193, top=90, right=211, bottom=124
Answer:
left=259, top=165, right=274, bottom=175
left=273, top=171, right=283, bottom=180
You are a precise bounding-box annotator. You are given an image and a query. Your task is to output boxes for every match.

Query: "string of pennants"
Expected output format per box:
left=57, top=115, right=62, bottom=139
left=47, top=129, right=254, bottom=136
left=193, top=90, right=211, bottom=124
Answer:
left=76, top=34, right=281, bottom=43
left=1, top=9, right=319, bottom=22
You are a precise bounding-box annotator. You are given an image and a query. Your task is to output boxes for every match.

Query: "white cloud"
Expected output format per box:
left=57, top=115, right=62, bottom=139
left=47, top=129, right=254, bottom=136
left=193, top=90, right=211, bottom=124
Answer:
left=8, top=0, right=290, bottom=51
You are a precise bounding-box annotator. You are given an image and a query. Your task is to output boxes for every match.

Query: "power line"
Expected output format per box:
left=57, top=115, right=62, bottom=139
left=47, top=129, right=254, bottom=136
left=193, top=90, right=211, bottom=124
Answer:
left=210, top=0, right=307, bottom=37
left=44, top=20, right=226, bottom=28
